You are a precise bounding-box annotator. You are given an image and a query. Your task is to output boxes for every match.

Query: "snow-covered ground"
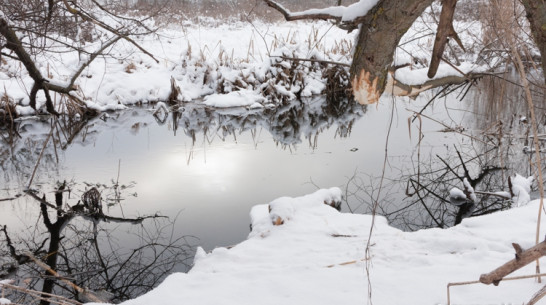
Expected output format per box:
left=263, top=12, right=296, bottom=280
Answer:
left=75, top=187, right=546, bottom=305
left=1, top=7, right=503, bottom=116
left=2, top=20, right=357, bottom=115
left=2, top=6, right=544, bottom=305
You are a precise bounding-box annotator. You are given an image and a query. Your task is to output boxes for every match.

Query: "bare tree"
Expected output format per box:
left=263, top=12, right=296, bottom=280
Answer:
left=1, top=182, right=193, bottom=305
left=0, top=0, right=166, bottom=116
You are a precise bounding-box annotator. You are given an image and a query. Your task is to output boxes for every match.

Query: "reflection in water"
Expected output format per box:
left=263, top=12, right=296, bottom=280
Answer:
left=1, top=97, right=365, bottom=185
left=0, top=97, right=366, bottom=302
left=159, top=96, right=365, bottom=149
left=0, top=180, right=194, bottom=304
left=344, top=76, right=546, bottom=230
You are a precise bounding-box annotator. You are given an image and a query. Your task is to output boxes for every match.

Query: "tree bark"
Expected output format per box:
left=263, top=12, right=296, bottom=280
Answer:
left=428, top=0, right=464, bottom=78
left=480, top=240, right=546, bottom=286
left=349, top=0, right=434, bottom=104
left=521, top=0, right=546, bottom=84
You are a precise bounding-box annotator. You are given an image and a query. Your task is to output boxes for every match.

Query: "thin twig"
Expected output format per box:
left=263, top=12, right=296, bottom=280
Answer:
left=27, top=119, right=55, bottom=189
left=447, top=273, right=546, bottom=305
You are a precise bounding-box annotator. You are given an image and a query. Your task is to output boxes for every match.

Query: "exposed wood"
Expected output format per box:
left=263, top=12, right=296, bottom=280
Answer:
left=349, top=0, right=434, bottom=104
left=479, top=240, right=546, bottom=285
left=428, top=0, right=464, bottom=78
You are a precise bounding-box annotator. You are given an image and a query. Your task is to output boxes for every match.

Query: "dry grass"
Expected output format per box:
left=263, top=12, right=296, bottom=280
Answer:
left=125, top=62, right=137, bottom=74
left=0, top=88, right=17, bottom=122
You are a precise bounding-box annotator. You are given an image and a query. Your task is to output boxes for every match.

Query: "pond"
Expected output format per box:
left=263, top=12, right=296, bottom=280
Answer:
left=0, top=79, right=540, bottom=302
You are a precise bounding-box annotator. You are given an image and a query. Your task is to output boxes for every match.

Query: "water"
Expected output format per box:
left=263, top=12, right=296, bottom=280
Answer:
left=0, top=95, right=476, bottom=247
left=0, top=87, right=537, bottom=301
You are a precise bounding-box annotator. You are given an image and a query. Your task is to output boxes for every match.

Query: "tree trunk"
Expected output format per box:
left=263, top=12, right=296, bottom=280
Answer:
left=350, top=0, right=434, bottom=104
left=521, top=0, right=546, bottom=85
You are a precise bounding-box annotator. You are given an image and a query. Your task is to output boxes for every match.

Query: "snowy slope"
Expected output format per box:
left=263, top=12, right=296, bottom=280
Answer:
left=91, top=188, right=546, bottom=305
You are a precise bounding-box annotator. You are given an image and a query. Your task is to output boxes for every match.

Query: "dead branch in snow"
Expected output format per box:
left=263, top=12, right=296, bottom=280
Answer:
left=447, top=272, right=546, bottom=305
left=479, top=240, right=546, bottom=285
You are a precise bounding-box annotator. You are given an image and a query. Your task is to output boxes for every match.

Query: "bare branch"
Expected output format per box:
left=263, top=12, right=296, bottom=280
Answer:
left=428, top=0, right=465, bottom=78
left=480, top=240, right=546, bottom=285
left=263, top=0, right=342, bottom=22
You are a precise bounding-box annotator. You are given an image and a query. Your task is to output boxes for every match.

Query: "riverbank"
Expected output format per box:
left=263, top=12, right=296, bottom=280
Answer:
left=101, top=187, right=546, bottom=305
left=1, top=13, right=492, bottom=117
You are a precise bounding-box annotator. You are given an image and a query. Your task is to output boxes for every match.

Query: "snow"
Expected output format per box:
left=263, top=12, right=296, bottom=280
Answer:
left=463, top=178, right=477, bottom=203
left=394, top=62, right=487, bottom=86
left=203, top=90, right=265, bottom=108
left=94, top=187, right=546, bottom=305
left=342, top=0, right=380, bottom=22
left=1, top=5, right=503, bottom=115
left=291, top=0, right=380, bottom=22
left=449, top=187, right=467, bottom=206
left=512, top=174, right=534, bottom=207
left=1, top=21, right=359, bottom=114
left=0, top=280, right=13, bottom=305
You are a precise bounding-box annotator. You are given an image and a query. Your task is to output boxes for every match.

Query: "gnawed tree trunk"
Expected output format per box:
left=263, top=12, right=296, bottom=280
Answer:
left=349, top=0, right=433, bottom=104
left=521, top=0, right=546, bottom=84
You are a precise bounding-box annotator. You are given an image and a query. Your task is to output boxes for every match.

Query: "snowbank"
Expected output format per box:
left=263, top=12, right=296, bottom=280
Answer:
left=105, top=187, right=546, bottom=305
left=1, top=21, right=356, bottom=115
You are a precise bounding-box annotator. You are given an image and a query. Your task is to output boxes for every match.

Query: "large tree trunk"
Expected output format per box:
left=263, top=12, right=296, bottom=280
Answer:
left=521, top=0, right=546, bottom=84
left=350, top=0, right=434, bottom=104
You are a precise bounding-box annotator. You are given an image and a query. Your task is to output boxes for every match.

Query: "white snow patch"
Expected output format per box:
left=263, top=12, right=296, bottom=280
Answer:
left=292, top=0, right=379, bottom=22
left=512, top=174, right=533, bottom=207
left=394, top=62, right=486, bottom=86
left=112, top=188, right=546, bottom=305
left=0, top=298, right=11, bottom=305
left=463, top=178, right=477, bottom=203
left=449, top=187, right=467, bottom=206
left=203, top=90, right=265, bottom=108
left=449, top=187, right=466, bottom=199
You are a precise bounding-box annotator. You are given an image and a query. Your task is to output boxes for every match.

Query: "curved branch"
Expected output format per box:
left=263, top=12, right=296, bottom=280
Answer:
left=263, top=0, right=365, bottom=31
left=263, top=0, right=342, bottom=22
left=386, top=71, right=488, bottom=98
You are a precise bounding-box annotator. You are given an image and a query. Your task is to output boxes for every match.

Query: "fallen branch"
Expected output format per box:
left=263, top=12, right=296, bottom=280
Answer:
left=25, top=251, right=106, bottom=303
left=386, top=72, right=486, bottom=99
left=447, top=272, right=546, bottom=305
left=0, top=281, right=82, bottom=305
left=479, top=240, right=546, bottom=285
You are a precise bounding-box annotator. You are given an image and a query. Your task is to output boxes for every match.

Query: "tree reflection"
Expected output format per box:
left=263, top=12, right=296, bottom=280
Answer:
left=0, top=97, right=363, bottom=303
left=167, top=96, right=366, bottom=149
left=1, top=182, right=194, bottom=304
left=343, top=75, right=546, bottom=231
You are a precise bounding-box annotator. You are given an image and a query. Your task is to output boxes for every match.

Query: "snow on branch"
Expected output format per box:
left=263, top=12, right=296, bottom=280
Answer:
left=263, top=0, right=380, bottom=30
